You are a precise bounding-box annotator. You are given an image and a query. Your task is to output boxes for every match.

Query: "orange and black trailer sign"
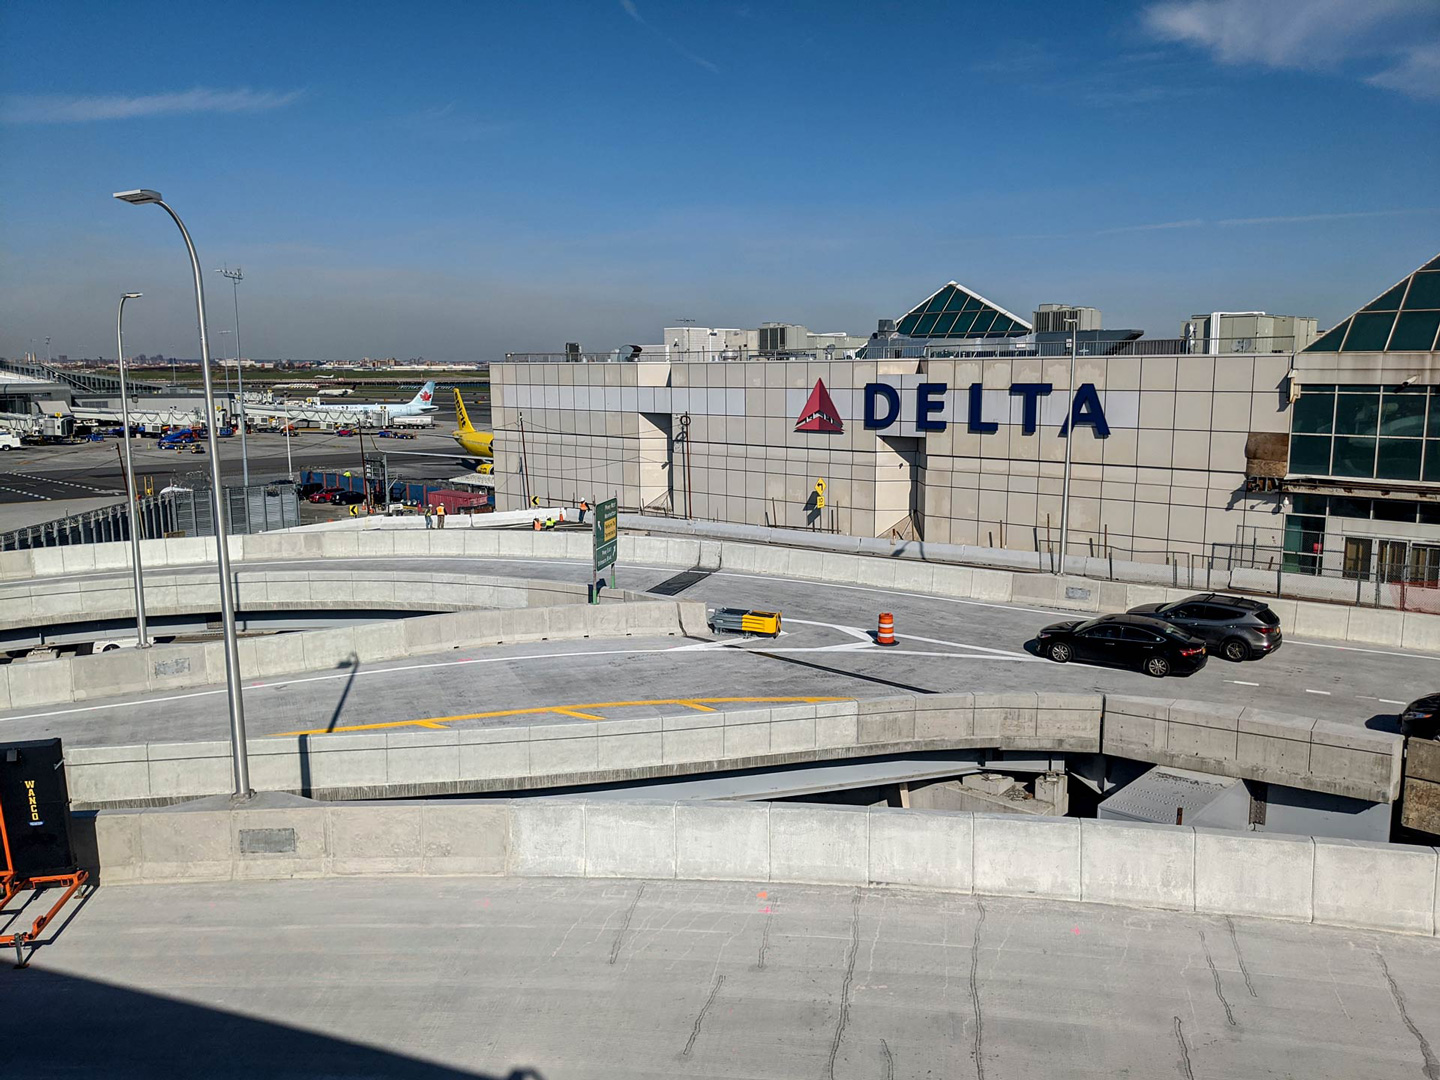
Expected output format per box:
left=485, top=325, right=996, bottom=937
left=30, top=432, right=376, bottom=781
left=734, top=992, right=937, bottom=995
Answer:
left=0, top=739, right=76, bottom=877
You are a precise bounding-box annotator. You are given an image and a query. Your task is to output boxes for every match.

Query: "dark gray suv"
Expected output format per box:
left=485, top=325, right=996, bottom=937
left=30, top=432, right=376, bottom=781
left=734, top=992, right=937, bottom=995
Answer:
left=1126, top=593, right=1282, bottom=662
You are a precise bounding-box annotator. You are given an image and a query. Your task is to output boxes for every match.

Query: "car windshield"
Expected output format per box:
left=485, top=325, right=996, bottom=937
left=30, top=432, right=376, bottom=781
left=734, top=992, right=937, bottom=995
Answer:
left=1072, top=618, right=1105, bottom=633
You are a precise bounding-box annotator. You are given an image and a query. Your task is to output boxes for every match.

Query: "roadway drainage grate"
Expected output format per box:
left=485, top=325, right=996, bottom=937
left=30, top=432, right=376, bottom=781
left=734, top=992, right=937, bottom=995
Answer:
left=647, top=568, right=716, bottom=596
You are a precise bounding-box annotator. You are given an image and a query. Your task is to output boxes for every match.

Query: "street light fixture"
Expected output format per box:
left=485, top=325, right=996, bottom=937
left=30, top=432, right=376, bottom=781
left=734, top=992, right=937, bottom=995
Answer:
left=215, top=266, right=250, bottom=486
left=1057, top=316, right=1079, bottom=575
left=116, top=292, right=150, bottom=648
left=112, top=188, right=252, bottom=798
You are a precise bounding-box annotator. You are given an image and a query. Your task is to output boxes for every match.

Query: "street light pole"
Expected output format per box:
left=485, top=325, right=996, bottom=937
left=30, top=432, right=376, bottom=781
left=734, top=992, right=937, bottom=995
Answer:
left=113, top=189, right=252, bottom=798
left=216, top=267, right=249, bottom=486
left=1057, top=316, right=1078, bottom=575
left=116, top=292, right=150, bottom=648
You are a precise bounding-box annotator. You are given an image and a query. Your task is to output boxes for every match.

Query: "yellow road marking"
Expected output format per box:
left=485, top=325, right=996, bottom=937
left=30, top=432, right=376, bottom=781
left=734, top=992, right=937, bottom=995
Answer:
left=276, top=696, right=847, bottom=737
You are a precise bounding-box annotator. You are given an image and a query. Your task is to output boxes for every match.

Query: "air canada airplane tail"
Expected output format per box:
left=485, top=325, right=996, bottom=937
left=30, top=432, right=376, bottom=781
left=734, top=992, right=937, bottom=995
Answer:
left=408, top=381, right=437, bottom=412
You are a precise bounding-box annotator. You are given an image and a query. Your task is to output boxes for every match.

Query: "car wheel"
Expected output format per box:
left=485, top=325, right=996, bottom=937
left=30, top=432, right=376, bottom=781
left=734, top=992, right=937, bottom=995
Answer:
left=101, top=643, right=119, bottom=652
left=1221, top=637, right=1251, bottom=662
left=1144, top=655, right=1171, bottom=678
left=1046, top=641, right=1072, bottom=663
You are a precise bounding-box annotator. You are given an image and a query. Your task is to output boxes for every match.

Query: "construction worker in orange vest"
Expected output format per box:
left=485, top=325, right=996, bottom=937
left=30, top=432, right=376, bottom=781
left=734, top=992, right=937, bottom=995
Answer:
left=436, top=502, right=446, bottom=529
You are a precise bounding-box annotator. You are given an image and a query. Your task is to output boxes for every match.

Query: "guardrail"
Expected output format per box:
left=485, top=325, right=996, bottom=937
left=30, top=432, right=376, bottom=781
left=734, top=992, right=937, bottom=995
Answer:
left=75, top=798, right=1439, bottom=937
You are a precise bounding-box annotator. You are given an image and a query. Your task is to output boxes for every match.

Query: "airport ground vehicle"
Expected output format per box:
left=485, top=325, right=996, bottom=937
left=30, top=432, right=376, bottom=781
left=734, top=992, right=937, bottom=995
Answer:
left=708, top=608, right=782, bottom=637
left=158, top=430, right=197, bottom=448
left=336, top=428, right=357, bottom=437
left=1036, top=613, right=1207, bottom=678
left=1127, top=593, right=1281, bottom=661
left=1401, top=695, right=1440, bottom=739
left=0, top=432, right=19, bottom=451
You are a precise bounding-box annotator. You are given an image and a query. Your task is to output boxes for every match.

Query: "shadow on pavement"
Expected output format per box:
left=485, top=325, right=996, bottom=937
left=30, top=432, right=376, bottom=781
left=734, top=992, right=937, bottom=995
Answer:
left=0, top=966, right=546, bottom=1079
left=1364, top=712, right=1402, bottom=734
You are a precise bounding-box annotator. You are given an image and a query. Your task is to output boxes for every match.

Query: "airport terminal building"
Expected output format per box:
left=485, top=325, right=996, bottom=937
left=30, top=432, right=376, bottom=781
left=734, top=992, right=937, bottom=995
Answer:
left=492, top=253, right=1440, bottom=578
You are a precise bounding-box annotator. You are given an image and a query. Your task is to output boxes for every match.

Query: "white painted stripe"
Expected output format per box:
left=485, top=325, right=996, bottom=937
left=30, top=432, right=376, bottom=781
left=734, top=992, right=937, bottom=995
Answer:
left=1304, top=688, right=1331, bottom=695
left=1379, top=698, right=1406, bottom=705
left=1231, top=680, right=1259, bottom=686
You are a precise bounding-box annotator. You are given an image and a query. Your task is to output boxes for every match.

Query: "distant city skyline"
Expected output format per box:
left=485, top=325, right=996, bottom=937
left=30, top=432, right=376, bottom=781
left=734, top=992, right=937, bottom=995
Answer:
left=2, top=0, right=1438, bottom=362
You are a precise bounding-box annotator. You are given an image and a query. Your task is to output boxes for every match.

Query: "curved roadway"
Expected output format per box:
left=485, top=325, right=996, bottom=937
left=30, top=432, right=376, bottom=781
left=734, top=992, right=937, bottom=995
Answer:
left=1, top=554, right=1436, bottom=747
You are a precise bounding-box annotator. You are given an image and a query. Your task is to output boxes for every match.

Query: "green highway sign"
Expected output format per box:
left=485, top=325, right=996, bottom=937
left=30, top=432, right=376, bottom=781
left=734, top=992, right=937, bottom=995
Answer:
left=593, top=498, right=618, bottom=572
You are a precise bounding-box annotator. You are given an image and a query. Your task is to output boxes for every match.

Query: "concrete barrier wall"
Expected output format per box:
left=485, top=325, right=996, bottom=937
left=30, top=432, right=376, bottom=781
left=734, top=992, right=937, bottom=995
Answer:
left=76, top=798, right=1440, bottom=938
left=0, top=598, right=705, bottom=712
left=1102, top=695, right=1403, bottom=803
left=61, top=689, right=1401, bottom=811
left=64, top=692, right=1102, bottom=808
left=6, top=527, right=1440, bottom=653
left=0, top=566, right=636, bottom=633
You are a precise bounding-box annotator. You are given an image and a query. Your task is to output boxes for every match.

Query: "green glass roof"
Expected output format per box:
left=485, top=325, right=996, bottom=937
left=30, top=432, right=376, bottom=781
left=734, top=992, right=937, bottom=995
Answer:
left=895, top=282, right=1032, bottom=339
left=1306, top=252, right=1440, bottom=354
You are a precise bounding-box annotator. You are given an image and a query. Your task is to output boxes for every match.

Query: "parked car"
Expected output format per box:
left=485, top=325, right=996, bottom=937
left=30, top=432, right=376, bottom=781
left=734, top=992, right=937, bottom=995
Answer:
left=328, top=489, right=366, bottom=505
left=1401, top=694, right=1440, bottom=739
left=307, top=487, right=344, bottom=503
left=1127, top=592, right=1282, bottom=662
left=389, top=430, right=415, bottom=440
left=1036, top=613, right=1208, bottom=678
left=336, top=428, right=356, bottom=437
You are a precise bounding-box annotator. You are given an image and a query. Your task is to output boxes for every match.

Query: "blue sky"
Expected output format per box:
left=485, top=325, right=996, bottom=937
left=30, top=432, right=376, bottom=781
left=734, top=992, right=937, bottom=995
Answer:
left=2, top=0, right=1438, bottom=362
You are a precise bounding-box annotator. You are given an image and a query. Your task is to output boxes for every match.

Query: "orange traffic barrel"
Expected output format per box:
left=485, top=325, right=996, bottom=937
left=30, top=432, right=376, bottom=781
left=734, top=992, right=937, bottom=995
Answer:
left=877, top=612, right=897, bottom=646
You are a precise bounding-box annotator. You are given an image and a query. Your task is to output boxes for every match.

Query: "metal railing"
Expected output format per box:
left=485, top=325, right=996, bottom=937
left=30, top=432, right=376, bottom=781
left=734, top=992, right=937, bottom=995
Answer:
left=502, top=336, right=1303, bottom=364
left=0, top=483, right=299, bottom=551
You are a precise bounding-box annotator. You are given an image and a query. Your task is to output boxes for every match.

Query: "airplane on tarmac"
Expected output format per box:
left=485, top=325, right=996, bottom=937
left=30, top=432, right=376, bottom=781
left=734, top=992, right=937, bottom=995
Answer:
left=452, top=388, right=494, bottom=464
left=304, top=381, right=438, bottom=418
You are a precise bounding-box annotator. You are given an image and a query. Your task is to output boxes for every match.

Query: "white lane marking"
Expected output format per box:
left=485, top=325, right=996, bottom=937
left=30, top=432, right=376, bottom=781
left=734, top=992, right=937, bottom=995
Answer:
left=1282, top=639, right=1440, bottom=662
left=1231, top=680, right=1260, bottom=686
left=1379, top=698, right=1406, bottom=705
left=785, top=618, right=1034, bottom=659
left=1305, top=688, right=1331, bottom=695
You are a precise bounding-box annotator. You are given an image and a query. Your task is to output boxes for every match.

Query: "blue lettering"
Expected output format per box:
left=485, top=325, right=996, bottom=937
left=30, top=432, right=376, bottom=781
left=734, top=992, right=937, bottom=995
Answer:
left=864, top=383, right=899, bottom=429
left=966, top=383, right=997, bottom=434
left=1058, top=383, right=1111, bottom=438
left=916, top=383, right=947, bottom=432
left=1008, top=383, right=1052, bottom=435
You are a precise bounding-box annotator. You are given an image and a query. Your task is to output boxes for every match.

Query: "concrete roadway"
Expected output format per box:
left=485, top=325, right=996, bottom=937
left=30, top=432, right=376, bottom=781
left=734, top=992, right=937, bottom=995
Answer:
left=10, top=874, right=1440, bottom=1079
left=1, top=554, right=1437, bottom=747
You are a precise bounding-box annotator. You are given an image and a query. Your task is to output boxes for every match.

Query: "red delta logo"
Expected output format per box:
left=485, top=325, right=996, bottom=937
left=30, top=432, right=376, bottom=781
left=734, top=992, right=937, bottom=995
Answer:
left=794, top=379, right=843, bottom=433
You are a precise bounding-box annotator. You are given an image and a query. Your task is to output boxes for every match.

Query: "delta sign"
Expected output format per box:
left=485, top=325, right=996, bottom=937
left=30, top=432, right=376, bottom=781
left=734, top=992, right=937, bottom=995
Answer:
left=793, top=377, right=1136, bottom=439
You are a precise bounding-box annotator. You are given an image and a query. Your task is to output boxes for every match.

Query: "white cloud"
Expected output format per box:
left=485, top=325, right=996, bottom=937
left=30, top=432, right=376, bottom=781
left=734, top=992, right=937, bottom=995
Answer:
left=1142, top=0, right=1440, bottom=97
left=617, top=0, right=718, bottom=73
left=0, top=87, right=303, bottom=124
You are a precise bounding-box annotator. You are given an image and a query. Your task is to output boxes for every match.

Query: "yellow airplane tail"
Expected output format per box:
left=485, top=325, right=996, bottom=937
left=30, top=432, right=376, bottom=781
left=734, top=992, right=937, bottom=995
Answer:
left=453, top=387, right=475, bottom=432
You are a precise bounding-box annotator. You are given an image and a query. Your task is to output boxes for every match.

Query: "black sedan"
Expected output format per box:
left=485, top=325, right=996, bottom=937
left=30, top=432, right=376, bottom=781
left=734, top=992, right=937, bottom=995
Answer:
left=1035, top=613, right=1208, bottom=678
left=1401, top=694, right=1440, bottom=739
left=328, top=490, right=366, bottom=505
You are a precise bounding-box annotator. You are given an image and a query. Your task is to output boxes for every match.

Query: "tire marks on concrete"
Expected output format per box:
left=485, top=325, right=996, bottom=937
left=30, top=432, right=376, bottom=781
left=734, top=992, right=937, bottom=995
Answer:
left=1198, top=929, right=1236, bottom=1026
left=681, top=973, right=725, bottom=1058
left=1174, top=1017, right=1195, bottom=1079
left=1377, top=949, right=1440, bottom=1080
left=1225, top=915, right=1258, bottom=998
left=970, top=898, right=986, bottom=1080
left=607, top=882, right=646, bottom=965
left=826, top=889, right=861, bottom=1080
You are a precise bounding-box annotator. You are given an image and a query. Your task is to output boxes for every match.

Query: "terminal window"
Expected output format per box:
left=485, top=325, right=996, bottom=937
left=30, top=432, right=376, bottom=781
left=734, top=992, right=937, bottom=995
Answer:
left=1288, top=384, right=1438, bottom=482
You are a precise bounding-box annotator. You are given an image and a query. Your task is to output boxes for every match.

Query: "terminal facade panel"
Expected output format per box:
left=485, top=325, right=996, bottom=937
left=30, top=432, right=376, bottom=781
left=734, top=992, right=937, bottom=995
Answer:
left=491, top=351, right=1289, bottom=560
